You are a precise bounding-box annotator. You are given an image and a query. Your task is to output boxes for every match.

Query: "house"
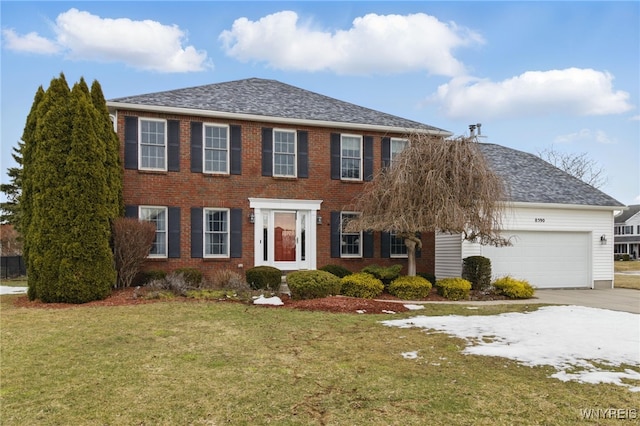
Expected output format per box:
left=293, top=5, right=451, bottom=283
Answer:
left=107, top=78, right=451, bottom=280
left=614, top=205, right=640, bottom=260
left=436, top=144, right=625, bottom=289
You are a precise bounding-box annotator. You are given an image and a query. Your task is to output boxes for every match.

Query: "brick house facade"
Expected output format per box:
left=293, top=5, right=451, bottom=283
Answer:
left=108, top=78, right=451, bottom=280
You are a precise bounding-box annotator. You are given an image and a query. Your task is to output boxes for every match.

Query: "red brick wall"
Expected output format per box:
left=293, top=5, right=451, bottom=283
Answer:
left=116, top=110, right=435, bottom=280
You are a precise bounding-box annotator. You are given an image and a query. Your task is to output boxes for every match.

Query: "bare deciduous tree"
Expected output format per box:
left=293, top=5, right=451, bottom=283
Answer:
left=537, top=145, right=607, bottom=189
left=346, top=133, right=508, bottom=276
left=112, top=217, right=156, bottom=288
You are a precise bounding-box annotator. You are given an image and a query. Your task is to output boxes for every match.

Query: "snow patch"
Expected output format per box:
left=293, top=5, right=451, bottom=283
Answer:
left=252, top=295, right=284, bottom=306
left=403, top=304, right=425, bottom=311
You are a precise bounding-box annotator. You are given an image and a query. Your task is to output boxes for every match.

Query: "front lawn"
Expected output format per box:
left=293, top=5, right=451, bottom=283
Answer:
left=615, top=260, right=640, bottom=289
left=0, top=296, right=636, bottom=425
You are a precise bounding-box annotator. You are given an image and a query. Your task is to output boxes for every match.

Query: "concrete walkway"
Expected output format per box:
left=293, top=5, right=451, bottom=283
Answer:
left=392, top=288, right=640, bottom=314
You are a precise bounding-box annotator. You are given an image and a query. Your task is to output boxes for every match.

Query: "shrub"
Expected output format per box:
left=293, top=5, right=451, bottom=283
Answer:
left=361, top=264, right=402, bottom=287
left=112, top=217, right=156, bottom=288
left=462, top=256, right=492, bottom=291
left=146, top=272, right=191, bottom=297
left=245, top=266, right=282, bottom=291
left=141, top=270, right=167, bottom=284
left=174, top=268, right=203, bottom=287
left=388, top=275, right=432, bottom=300
left=436, top=278, right=472, bottom=300
left=417, top=272, right=436, bottom=285
left=340, top=273, right=384, bottom=299
left=319, top=264, right=352, bottom=278
left=210, top=269, right=250, bottom=291
left=286, top=270, right=342, bottom=300
left=492, top=276, right=535, bottom=299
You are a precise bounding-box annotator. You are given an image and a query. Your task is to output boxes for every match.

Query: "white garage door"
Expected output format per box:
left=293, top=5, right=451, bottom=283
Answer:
left=480, top=231, right=591, bottom=289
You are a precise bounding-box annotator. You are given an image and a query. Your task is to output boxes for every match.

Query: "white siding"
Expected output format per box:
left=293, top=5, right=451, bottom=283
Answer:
left=435, top=233, right=462, bottom=279
left=448, top=204, right=617, bottom=288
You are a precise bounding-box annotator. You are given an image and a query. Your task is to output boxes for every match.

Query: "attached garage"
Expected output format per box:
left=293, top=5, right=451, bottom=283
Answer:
left=435, top=143, right=625, bottom=290
left=479, top=231, right=590, bottom=288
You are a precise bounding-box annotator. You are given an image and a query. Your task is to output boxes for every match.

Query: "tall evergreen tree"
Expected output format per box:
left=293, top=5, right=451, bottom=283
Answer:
left=0, top=142, right=24, bottom=226
left=22, top=73, right=121, bottom=303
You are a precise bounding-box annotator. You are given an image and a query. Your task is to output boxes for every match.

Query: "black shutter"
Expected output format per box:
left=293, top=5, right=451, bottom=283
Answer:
left=416, top=233, right=422, bottom=258
left=330, top=133, right=341, bottom=180
left=168, top=207, right=181, bottom=258
left=230, top=125, right=242, bottom=175
left=230, top=208, right=242, bottom=258
left=191, top=208, right=203, bottom=258
left=381, top=137, right=391, bottom=168
left=297, top=130, right=308, bottom=178
left=262, top=128, right=273, bottom=176
left=330, top=211, right=341, bottom=258
left=167, top=120, right=180, bottom=172
left=363, top=231, right=374, bottom=258
left=190, top=122, right=203, bottom=173
left=364, top=136, right=374, bottom=181
left=381, top=232, right=391, bottom=258
left=124, top=116, right=138, bottom=169
left=124, top=205, right=138, bottom=218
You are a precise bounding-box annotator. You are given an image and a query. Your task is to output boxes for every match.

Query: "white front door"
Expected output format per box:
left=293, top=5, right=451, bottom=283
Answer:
left=249, top=198, right=322, bottom=271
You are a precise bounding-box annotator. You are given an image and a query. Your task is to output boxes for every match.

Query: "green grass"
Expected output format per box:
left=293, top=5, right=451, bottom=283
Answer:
left=0, top=296, right=637, bottom=425
left=0, top=277, right=27, bottom=287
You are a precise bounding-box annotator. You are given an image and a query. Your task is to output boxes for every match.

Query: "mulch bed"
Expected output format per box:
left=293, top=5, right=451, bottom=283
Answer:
left=10, top=286, right=509, bottom=314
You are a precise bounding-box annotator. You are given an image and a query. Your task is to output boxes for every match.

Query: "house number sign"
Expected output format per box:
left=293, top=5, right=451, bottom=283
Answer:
left=534, top=218, right=546, bottom=223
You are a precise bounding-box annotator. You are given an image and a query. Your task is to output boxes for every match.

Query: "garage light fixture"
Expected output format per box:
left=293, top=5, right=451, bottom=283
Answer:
left=600, top=235, right=607, bottom=245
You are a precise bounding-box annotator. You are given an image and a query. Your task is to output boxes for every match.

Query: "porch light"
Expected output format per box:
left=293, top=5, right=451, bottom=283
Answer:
left=249, top=212, right=255, bottom=223
left=600, top=235, right=607, bottom=245
left=317, top=215, right=322, bottom=225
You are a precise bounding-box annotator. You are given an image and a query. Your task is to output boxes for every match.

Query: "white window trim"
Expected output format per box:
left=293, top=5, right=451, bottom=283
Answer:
left=273, top=128, right=297, bottom=177
left=390, top=138, right=408, bottom=167
left=340, top=134, right=363, bottom=181
left=340, top=211, right=362, bottom=258
left=203, top=208, right=230, bottom=258
left=203, top=123, right=230, bottom=175
left=138, top=118, right=167, bottom=171
left=390, top=232, right=408, bottom=258
left=140, top=206, right=168, bottom=258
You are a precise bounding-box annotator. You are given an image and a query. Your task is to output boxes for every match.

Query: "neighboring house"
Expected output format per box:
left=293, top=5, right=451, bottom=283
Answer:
left=436, top=144, right=624, bottom=289
left=107, top=78, right=451, bottom=280
left=614, top=205, right=640, bottom=259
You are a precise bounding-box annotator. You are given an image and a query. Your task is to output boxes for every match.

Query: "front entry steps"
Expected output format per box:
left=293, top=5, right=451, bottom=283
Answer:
left=279, top=275, right=291, bottom=296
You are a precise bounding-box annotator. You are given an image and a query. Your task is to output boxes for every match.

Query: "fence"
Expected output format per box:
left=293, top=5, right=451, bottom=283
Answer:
left=0, top=256, right=26, bottom=279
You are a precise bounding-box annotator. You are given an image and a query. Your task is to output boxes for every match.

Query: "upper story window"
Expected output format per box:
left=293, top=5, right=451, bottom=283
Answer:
left=341, top=135, right=362, bottom=180
left=139, top=206, right=167, bottom=257
left=204, top=208, right=229, bottom=257
left=615, top=226, right=634, bottom=235
left=204, top=124, right=229, bottom=174
left=340, top=212, right=362, bottom=257
left=390, top=232, right=408, bottom=258
left=273, top=130, right=296, bottom=177
left=139, top=119, right=166, bottom=171
left=390, top=138, right=408, bottom=166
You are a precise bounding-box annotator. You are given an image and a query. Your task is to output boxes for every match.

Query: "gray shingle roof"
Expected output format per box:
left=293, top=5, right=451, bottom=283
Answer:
left=478, top=143, right=624, bottom=207
left=109, top=78, right=449, bottom=134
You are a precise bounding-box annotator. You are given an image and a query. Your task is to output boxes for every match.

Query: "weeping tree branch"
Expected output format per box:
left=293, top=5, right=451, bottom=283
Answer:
left=345, top=133, right=509, bottom=275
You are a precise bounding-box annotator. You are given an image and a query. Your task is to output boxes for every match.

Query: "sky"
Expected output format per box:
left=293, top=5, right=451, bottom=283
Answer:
left=1, top=1, right=639, bottom=205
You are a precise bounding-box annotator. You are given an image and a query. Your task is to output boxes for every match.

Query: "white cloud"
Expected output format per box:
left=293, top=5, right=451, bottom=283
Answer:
left=554, top=128, right=616, bottom=145
left=631, top=115, right=640, bottom=121
left=2, top=28, right=60, bottom=54
left=431, top=68, right=634, bottom=119
left=219, top=11, right=483, bottom=76
left=3, top=8, right=211, bottom=73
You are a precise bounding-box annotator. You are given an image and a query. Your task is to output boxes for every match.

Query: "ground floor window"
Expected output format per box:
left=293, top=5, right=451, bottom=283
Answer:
left=341, top=212, right=362, bottom=257
left=140, top=206, right=167, bottom=257
left=204, top=208, right=229, bottom=257
left=614, top=244, right=628, bottom=254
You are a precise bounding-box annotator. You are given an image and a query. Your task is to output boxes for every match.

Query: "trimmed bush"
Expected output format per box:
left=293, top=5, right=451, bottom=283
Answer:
left=174, top=268, right=203, bottom=287
left=319, top=264, right=352, bottom=278
left=436, top=278, right=472, bottom=300
left=245, top=266, right=282, bottom=291
left=287, top=270, right=342, bottom=300
left=340, top=273, right=384, bottom=299
left=462, top=256, right=492, bottom=291
left=388, top=275, right=432, bottom=300
left=361, top=264, right=402, bottom=287
left=492, top=276, right=535, bottom=299
left=141, top=270, right=167, bottom=284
